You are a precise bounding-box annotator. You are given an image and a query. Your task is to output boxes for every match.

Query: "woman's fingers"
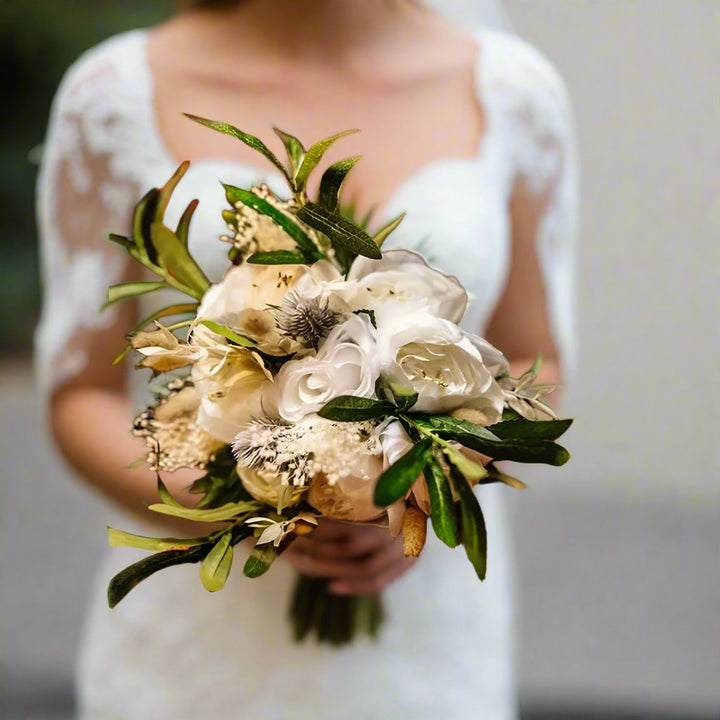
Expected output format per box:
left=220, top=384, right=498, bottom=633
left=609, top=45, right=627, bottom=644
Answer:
left=330, top=555, right=416, bottom=596
left=291, top=524, right=388, bottom=561
left=285, top=535, right=416, bottom=588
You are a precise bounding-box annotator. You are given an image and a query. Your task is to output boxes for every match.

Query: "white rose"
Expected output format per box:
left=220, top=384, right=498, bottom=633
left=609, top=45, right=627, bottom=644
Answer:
left=269, top=313, right=379, bottom=422
left=376, top=312, right=506, bottom=421
left=346, top=249, right=467, bottom=323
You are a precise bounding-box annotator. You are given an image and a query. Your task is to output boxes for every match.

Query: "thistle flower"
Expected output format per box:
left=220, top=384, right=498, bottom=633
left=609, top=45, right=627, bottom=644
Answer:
left=275, top=290, right=340, bottom=346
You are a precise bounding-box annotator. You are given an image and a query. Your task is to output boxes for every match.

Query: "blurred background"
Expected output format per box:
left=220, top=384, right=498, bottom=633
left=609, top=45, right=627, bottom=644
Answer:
left=1, top=1, right=718, bottom=718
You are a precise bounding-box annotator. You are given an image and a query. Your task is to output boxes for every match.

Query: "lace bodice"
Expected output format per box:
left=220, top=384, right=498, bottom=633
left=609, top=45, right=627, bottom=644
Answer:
left=35, top=27, right=578, bottom=399
left=35, top=26, right=578, bottom=720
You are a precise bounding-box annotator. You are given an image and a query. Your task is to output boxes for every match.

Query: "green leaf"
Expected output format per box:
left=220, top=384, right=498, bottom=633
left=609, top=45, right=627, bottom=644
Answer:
left=423, top=454, right=460, bottom=548
left=111, top=344, right=133, bottom=367
left=133, top=188, right=161, bottom=266
left=148, top=500, right=259, bottom=523
left=243, top=543, right=278, bottom=578
left=108, top=233, right=134, bottom=252
left=441, top=443, right=488, bottom=481
left=199, top=532, right=234, bottom=592
left=413, top=415, right=570, bottom=466
left=184, top=114, right=290, bottom=181
left=274, top=127, right=306, bottom=176
left=318, top=156, right=361, bottom=211
left=104, top=281, right=168, bottom=308
left=108, top=528, right=211, bottom=552
left=318, top=395, right=396, bottom=422
left=150, top=223, right=210, bottom=299
left=297, top=202, right=381, bottom=260
left=108, top=544, right=209, bottom=608
left=374, top=438, right=433, bottom=507
left=386, top=383, right=418, bottom=412
left=223, top=184, right=321, bottom=261
left=175, top=198, right=199, bottom=248
left=489, top=417, right=573, bottom=442
left=129, top=302, right=199, bottom=336
left=157, top=476, right=184, bottom=507
left=481, top=463, right=527, bottom=490
left=448, top=463, right=487, bottom=580
left=198, top=320, right=257, bottom=347
left=156, top=161, right=191, bottom=220
left=373, top=212, right=406, bottom=248
left=295, top=129, right=359, bottom=190
left=246, top=250, right=307, bottom=265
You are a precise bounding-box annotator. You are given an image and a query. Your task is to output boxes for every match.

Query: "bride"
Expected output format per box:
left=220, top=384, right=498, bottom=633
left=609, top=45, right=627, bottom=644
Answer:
left=36, top=0, right=577, bottom=717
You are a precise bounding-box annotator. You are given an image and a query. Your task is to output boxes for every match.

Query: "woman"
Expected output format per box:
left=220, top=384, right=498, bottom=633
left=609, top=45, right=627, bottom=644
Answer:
left=36, top=0, right=578, bottom=717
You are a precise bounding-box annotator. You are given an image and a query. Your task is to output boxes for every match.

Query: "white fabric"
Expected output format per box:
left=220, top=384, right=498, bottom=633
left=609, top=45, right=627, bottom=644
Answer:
left=35, top=24, right=578, bottom=720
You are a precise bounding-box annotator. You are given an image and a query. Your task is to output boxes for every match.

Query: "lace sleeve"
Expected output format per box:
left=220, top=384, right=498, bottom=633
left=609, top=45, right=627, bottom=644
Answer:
left=34, top=34, right=149, bottom=399
left=486, top=32, right=581, bottom=375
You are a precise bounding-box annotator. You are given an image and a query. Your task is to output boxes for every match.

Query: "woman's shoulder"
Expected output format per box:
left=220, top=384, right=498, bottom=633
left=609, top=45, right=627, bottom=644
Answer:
left=479, top=28, right=571, bottom=107
left=478, top=28, right=575, bottom=162
left=53, top=29, right=150, bottom=111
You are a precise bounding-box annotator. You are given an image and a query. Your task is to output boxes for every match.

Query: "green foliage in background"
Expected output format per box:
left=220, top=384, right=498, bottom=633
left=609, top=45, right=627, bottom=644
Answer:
left=0, top=1, right=174, bottom=355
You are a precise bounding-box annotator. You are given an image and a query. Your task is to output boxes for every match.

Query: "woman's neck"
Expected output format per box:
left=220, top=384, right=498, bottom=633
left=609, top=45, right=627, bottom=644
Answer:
left=188, top=0, right=432, bottom=63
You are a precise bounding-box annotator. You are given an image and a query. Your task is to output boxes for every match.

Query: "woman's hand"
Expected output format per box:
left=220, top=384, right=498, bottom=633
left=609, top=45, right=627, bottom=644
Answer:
left=284, top=519, right=416, bottom=596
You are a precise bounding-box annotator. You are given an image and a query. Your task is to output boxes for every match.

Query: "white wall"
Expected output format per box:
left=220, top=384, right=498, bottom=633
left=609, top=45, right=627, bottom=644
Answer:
left=503, top=1, right=719, bottom=711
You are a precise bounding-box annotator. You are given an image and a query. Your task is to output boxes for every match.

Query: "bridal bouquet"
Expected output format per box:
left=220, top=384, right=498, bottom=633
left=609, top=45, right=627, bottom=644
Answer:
left=105, top=116, right=572, bottom=644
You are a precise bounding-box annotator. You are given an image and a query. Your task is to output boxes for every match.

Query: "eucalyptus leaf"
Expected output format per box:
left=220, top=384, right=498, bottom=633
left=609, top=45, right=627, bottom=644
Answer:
left=372, top=212, right=406, bottom=248
left=223, top=184, right=321, bottom=261
left=423, top=454, right=460, bottom=548
left=374, top=438, right=433, bottom=507
left=104, top=281, right=168, bottom=308
left=448, top=463, right=487, bottom=580
left=199, top=532, right=234, bottom=592
left=198, top=320, right=257, bottom=347
left=246, top=250, right=307, bottom=265
left=243, top=543, right=278, bottom=579
left=150, top=223, right=210, bottom=299
left=318, top=395, right=396, bottom=422
left=184, top=114, right=290, bottom=181
left=318, top=156, right=361, bottom=211
left=297, top=202, right=381, bottom=260
left=295, top=129, right=359, bottom=190
left=108, top=528, right=211, bottom=552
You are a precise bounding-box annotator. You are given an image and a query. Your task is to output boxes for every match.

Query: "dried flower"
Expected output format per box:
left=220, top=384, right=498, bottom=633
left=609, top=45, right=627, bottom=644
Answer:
left=132, top=378, right=224, bottom=472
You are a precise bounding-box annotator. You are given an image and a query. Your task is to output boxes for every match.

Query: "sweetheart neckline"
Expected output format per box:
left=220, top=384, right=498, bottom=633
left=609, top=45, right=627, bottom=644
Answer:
left=131, top=27, right=495, bottom=224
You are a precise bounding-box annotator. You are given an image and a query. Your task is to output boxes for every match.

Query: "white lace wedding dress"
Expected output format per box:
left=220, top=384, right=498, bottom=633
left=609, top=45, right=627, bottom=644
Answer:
left=36, top=25, right=577, bottom=720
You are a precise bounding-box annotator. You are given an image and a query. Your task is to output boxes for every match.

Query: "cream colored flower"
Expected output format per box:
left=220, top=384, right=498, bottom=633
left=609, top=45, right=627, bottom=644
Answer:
left=237, top=466, right=308, bottom=510
left=245, top=512, right=319, bottom=547
left=131, top=323, right=205, bottom=375
left=191, top=345, right=272, bottom=443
